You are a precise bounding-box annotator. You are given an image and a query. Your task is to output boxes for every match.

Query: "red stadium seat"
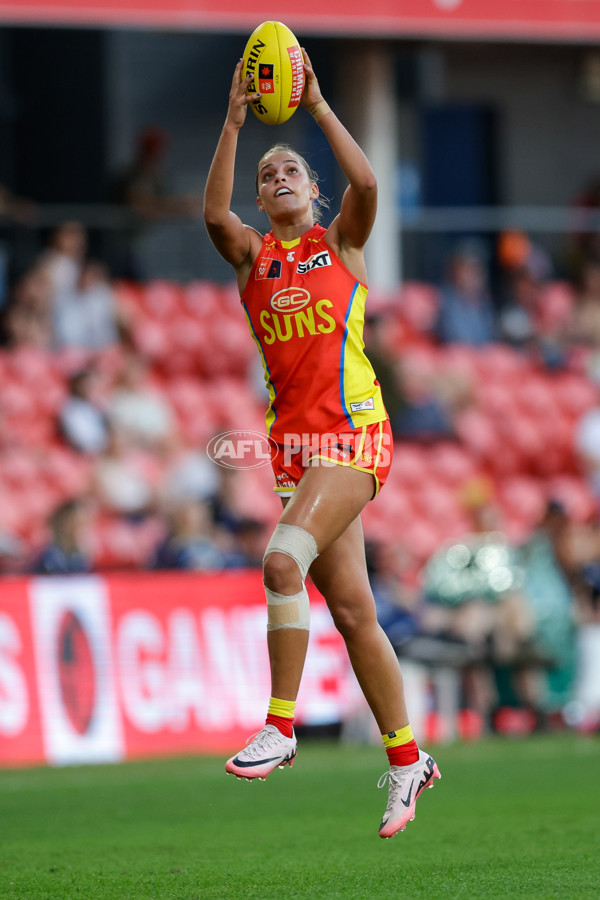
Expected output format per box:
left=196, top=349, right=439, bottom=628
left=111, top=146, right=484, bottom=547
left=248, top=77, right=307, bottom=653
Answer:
left=498, top=475, right=547, bottom=527
left=142, top=280, right=184, bottom=320
left=182, top=281, right=223, bottom=320
left=427, top=442, right=479, bottom=487
left=553, top=373, right=598, bottom=418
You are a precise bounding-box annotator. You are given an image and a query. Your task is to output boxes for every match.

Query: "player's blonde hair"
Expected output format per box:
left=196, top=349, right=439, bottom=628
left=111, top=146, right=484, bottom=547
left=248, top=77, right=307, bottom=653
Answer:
left=256, top=143, right=330, bottom=223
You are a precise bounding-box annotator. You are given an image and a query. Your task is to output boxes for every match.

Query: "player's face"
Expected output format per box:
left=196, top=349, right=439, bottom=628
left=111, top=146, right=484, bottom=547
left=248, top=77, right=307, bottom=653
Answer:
left=256, top=151, right=318, bottom=220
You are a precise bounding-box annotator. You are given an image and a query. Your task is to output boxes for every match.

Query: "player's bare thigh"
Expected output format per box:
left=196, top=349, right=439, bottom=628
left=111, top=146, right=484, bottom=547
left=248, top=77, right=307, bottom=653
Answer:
left=278, top=461, right=375, bottom=555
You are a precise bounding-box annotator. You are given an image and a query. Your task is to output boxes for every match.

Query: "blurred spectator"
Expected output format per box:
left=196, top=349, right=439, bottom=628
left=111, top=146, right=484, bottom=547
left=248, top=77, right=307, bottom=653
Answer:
left=366, top=540, right=421, bottom=647
left=38, top=221, right=87, bottom=297
left=0, top=265, right=53, bottom=348
left=161, top=435, right=220, bottom=506
left=515, top=501, right=579, bottom=716
left=568, top=260, right=600, bottom=381
left=152, top=498, right=225, bottom=570
left=363, top=314, right=407, bottom=428
left=209, top=468, right=247, bottom=534
left=499, top=266, right=570, bottom=369
left=53, top=260, right=119, bottom=350
left=59, top=368, right=109, bottom=455
left=499, top=268, right=540, bottom=349
left=422, top=479, right=546, bottom=727
left=0, top=531, right=26, bottom=575
left=111, top=127, right=202, bottom=221
left=574, top=387, right=600, bottom=503
left=392, top=356, right=455, bottom=442
left=224, top=518, right=268, bottom=569
left=108, top=352, right=177, bottom=451
left=30, top=498, right=91, bottom=575
left=435, top=242, right=497, bottom=346
left=92, top=423, right=156, bottom=520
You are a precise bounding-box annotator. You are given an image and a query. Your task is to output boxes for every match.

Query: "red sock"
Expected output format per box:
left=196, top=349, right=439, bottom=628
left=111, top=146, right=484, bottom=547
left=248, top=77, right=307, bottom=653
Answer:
left=265, top=713, right=294, bottom=738
left=386, top=739, right=419, bottom=767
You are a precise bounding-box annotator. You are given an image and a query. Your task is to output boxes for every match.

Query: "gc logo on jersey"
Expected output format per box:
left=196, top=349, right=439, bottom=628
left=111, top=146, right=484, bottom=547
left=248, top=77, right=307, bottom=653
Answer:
left=270, top=287, right=311, bottom=311
left=297, top=250, right=332, bottom=274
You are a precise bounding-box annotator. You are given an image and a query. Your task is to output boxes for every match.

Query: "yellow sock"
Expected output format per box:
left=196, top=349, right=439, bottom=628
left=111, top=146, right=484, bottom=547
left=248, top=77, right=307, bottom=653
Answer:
left=382, top=724, right=419, bottom=765
left=267, top=697, right=297, bottom=718
left=382, top=724, right=414, bottom=749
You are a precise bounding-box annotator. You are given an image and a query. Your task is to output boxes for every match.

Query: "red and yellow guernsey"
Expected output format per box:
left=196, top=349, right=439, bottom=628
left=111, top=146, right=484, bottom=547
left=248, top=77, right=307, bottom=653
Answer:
left=241, top=224, right=387, bottom=443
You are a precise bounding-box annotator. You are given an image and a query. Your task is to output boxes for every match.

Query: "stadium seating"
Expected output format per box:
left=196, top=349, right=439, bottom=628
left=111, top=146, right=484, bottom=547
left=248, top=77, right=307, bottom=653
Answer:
left=2, top=277, right=598, bottom=573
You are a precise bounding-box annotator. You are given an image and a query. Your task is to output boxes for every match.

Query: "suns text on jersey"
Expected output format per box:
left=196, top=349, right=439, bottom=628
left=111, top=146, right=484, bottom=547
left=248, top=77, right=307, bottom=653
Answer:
left=259, top=298, right=336, bottom=343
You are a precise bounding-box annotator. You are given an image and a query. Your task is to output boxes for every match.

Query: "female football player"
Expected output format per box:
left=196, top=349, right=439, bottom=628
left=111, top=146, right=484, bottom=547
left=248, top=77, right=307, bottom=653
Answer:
left=203, top=48, right=440, bottom=838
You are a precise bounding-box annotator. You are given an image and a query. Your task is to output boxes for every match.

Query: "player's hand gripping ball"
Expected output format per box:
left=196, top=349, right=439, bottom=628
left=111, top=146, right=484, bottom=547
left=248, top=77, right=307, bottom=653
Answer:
left=242, top=21, right=305, bottom=125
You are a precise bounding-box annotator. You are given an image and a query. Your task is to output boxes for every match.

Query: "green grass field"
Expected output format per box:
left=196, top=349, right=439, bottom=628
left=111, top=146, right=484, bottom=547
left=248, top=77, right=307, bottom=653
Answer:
left=1, top=735, right=599, bottom=900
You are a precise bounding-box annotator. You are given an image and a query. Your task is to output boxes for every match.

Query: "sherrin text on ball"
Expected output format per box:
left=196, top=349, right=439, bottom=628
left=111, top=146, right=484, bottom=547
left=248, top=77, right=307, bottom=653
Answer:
left=242, top=21, right=305, bottom=125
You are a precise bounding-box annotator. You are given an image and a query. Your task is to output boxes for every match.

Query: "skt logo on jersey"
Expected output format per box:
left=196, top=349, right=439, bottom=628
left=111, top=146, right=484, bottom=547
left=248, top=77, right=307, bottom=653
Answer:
left=257, top=257, right=282, bottom=280
left=297, top=250, right=332, bottom=274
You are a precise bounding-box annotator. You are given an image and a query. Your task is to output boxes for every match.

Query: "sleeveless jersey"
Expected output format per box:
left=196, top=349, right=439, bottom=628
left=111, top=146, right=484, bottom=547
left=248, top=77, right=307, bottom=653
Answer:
left=241, top=224, right=387, bottom=443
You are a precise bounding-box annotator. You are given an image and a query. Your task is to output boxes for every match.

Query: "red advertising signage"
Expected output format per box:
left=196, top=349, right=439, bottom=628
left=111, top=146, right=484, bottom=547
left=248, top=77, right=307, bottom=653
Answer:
left=0, top=572, right=360, bottom=767
left=0, top=1, right=599, bottom=41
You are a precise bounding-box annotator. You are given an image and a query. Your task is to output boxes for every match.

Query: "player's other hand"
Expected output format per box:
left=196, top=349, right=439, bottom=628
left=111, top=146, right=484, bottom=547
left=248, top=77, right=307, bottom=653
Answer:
left=226, top=60, right=261, bottom=130
left=300, top=49, right=324, bottom=109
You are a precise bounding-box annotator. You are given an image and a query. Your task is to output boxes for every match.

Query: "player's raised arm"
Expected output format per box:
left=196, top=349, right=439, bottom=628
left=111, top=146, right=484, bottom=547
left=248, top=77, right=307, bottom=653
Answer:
left=203, top=60, right=262, bottom=270
left=300, top=49, right=377, bottom=251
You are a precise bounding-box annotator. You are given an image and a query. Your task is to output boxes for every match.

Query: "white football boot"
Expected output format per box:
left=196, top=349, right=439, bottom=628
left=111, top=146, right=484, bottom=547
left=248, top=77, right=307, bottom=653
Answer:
left=377, top=749, right=441, bottom=838
left=225, top=724, right=297, bottom=781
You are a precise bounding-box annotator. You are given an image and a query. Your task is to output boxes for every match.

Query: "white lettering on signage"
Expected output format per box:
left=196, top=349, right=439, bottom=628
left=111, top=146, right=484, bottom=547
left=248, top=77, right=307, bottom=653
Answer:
left=116, top=607, right=269, bottom=733
left=117, top=610, right=166, bottom=733
left=0, top=614, right=28, bottom=736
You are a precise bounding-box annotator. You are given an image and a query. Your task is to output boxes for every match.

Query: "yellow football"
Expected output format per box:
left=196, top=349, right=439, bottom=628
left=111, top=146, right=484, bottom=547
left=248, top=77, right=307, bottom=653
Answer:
left=242, top=21, right=305, bottom=125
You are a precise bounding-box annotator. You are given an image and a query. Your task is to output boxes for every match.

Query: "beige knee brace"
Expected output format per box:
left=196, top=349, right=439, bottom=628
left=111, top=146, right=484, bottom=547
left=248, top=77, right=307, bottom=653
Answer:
left=263, top=524, right=318, bottom=631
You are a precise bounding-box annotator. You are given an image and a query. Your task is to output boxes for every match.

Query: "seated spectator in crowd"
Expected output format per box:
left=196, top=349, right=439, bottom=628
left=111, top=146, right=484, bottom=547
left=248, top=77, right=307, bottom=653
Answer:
left=435, top=242, right=497, bottom=346
left=0, top=265, right=53, bottom=349
left=499, top=267, right=540, bottom=349
left=209, top=467, right=247, bottom=535
left=0, top=531, right=26, bottom=575
left=92, top=423, right=157, bottom=520
left=568, top=260, right=600, bottom=381
left=224, top=518, right=267, bottom=569
left=30, top=498, right=91, bottom=575
left=152, top=498, right=225, bottom=570
left=59, top=367, right=109, bottom=455
left=515, top=501, right=580, bottom=716
left=366, top=540, right=421, bottom=648
left=161, top=435, right=220, bottom=506
left=38, top=221, right=87, bottom=297
left=422, top=479, right=544, bottom=728
left=363, top=314, right=406, bottom=429
left=108, top=352, right=176, bottom=452
left=52, top=260, right=119, bottom=350
left=392, top=356, right=455, bottom=442
left=574, top=388, right=600, bottom=503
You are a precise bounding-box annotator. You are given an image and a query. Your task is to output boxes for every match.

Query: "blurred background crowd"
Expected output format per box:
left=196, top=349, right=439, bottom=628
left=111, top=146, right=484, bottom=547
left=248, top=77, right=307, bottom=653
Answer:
left=2, top=212, right=600, bottom=738
left=2, top=19, right=600, bottom=741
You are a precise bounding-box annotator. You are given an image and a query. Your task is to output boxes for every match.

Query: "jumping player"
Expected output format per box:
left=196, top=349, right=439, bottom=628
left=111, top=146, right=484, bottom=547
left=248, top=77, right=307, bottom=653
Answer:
left=203, top=49, right=440, bottom=838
